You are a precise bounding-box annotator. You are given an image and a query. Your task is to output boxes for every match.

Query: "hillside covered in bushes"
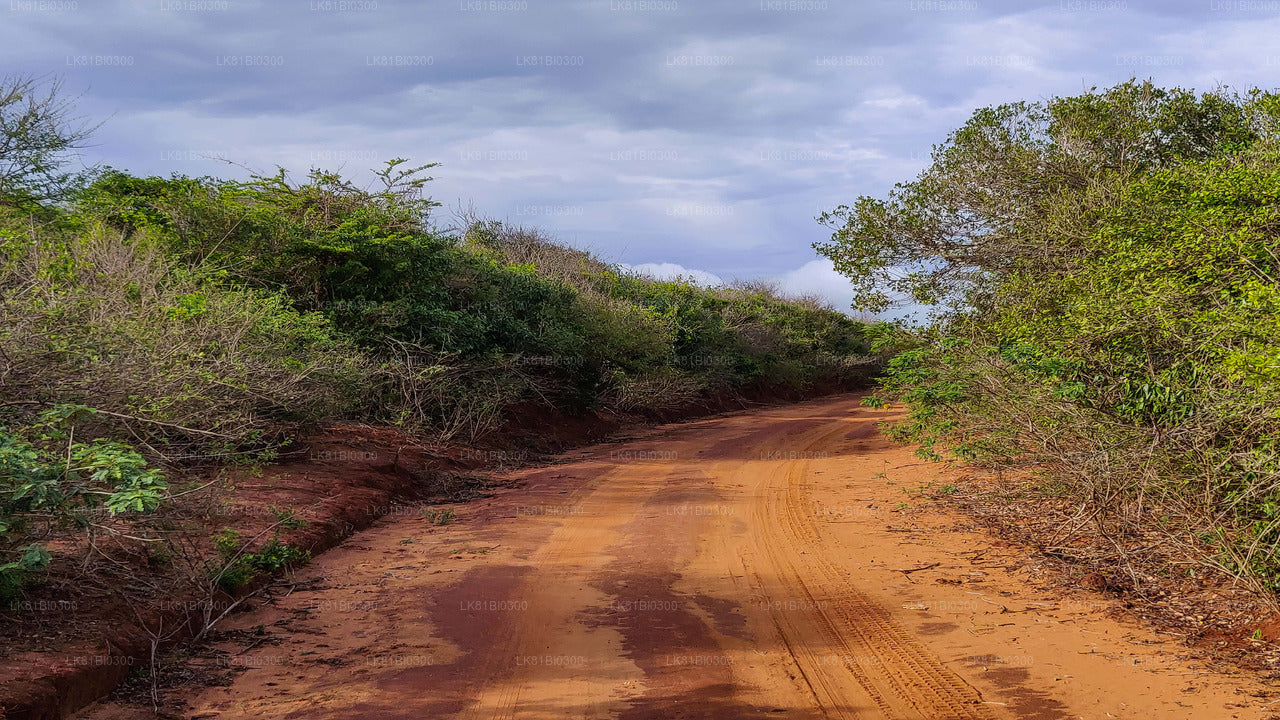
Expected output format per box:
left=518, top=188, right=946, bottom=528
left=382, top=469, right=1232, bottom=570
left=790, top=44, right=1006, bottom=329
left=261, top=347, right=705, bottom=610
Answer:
left=0, top=77, right=883, bottom=599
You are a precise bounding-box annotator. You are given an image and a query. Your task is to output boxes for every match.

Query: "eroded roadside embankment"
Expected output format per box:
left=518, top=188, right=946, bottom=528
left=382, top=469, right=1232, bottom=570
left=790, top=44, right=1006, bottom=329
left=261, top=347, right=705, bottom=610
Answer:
left=76, top=395, right=1278, bottom=719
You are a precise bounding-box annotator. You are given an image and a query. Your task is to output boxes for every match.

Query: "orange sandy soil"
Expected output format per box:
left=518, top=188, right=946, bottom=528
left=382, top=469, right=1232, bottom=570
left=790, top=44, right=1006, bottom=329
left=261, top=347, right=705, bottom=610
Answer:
left=74, top=396, right=1279, bottom=719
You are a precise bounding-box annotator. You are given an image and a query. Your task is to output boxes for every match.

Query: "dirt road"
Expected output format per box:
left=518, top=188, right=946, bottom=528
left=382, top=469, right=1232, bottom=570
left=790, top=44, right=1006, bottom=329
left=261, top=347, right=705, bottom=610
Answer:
left=87, top=395, right=1271, bottom=719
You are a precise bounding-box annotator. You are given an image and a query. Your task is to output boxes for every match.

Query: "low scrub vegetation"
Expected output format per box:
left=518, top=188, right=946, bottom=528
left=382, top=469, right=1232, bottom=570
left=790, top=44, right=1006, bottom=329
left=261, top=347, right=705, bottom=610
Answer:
left=0, top=77, right=882, bottom=600
left=819, top=80, right=1280, bottom=598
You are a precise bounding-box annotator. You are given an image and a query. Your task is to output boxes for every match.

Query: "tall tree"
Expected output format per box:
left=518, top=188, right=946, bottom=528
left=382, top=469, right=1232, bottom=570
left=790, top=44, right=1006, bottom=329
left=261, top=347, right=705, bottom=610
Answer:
left=0, top=75, right=97, bottom=207
left=814, top=80, right=1279, bottom=313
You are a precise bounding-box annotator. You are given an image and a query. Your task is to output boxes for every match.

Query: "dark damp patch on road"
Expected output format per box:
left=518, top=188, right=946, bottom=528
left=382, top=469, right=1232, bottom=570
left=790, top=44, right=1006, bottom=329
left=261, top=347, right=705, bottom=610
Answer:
left=355, top=563, right=533, bottom=717
left=589, top=571, right=769, bottom=720
left=838, top=419, right=896, bottom=453
left=373, top=460, right=609, bottom=713
left=690, top=593, right=750, bottom=641
left=263, top=456, right=615, bottom=719
left=972, top=666, right=1072, bottom=720
left=586, top=479, right=771, bottom=719
left=915, top=621, right=959, bottom=636
left=843, top=421, right=879, bottom=442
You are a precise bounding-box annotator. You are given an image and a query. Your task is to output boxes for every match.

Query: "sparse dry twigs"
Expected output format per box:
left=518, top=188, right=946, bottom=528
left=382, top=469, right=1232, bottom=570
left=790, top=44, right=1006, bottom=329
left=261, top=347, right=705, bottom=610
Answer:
left=0, top=225, right=359, bottom=459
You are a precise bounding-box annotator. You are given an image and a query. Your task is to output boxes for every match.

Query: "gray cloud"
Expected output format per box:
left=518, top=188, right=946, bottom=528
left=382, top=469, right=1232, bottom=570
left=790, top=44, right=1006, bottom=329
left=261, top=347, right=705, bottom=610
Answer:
left=3, top=0, right=1278, bottom=313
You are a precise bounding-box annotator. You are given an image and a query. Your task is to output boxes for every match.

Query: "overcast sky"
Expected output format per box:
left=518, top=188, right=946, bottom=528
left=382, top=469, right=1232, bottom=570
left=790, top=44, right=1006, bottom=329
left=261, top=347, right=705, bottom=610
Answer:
left=4, top=0, right=1278, bottom=312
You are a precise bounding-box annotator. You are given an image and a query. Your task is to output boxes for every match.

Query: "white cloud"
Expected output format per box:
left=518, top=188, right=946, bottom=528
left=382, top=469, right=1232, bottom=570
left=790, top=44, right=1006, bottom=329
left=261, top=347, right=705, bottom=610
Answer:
left=620, top=262, right=725, bottom=287
left=770, top=258, right=931, bottom=321
left=771, top=258, right=854, bottom=311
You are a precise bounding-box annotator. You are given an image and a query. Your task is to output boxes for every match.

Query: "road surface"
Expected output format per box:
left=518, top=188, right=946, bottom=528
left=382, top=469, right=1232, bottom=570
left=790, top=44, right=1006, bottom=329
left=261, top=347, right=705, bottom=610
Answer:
left=89, top=395, right=1270, bottom=719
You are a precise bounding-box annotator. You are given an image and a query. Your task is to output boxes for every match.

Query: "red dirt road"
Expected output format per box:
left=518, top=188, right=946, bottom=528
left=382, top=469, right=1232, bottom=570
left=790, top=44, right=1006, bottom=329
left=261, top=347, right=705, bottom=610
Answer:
left=80, top=395, right=1273, bottom=719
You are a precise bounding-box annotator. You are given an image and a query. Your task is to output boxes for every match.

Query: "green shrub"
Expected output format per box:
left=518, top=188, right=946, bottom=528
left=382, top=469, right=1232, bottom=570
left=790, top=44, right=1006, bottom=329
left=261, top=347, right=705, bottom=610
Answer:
left=212, top=528, right=310, bottom=593
left=0, top=406, right=167, bottom=601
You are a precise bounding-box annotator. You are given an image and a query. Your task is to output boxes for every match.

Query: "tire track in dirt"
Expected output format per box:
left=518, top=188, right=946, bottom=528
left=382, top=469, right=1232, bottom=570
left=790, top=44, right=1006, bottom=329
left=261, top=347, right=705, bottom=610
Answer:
left=739, top=419, right=993, bottom=718
left=701, top=416, right=986, bottom=718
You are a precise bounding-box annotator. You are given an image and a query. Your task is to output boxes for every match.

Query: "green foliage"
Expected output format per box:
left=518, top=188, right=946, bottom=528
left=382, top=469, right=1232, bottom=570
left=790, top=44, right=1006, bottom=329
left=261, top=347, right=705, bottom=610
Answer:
left=2, top=407, right=168, bottom=519
left=0, top=407, right=167, bottom=599
left=250, top=540, right=309, bottom=573
left=212, top=528, right=309, bottom=593
left=0, top=221, right=363, bottom=451
left=49, top=162, right=880, bottom=439
left=270, top=507, right=307, bottom=530
left=0, top=545, right=50, bottom=604
left=828, top=80, right=1280, bottom=594
left=815, top=80, right=1280, bottom=313
left=423, top=507, right=455, bottom=526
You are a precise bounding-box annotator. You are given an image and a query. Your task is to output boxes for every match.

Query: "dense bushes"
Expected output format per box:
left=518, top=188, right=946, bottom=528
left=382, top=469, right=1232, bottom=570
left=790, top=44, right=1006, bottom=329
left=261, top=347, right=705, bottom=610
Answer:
left=0, top=220, right=362, bottom=453
left=64, top=165, right=879, bottom=436
left=1, top=163, right=881, bottom=450
left=821, top=80, right=1280, bottom=594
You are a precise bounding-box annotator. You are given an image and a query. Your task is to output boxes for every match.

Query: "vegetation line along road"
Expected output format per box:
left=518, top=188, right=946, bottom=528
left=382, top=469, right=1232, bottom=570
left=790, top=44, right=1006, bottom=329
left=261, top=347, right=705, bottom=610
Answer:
left=0, top=73, right=884, bottom=601
left=0, top=75, right=884, bottom=717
